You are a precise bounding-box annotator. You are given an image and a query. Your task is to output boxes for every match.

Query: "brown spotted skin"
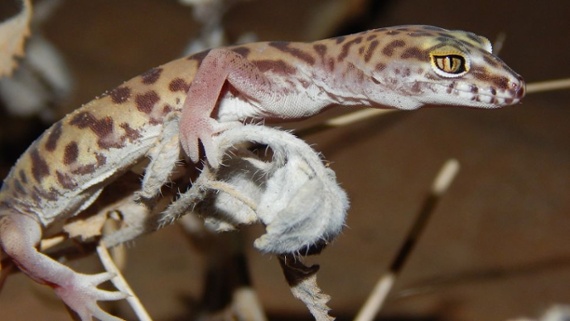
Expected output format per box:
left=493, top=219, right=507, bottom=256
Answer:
left=0, top=25, right=525, bottom=227
left=0, top=57, right=198, bottom=225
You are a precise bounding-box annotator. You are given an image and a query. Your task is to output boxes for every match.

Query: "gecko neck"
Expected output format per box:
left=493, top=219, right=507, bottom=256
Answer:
left=308, top=54, right=424, bottom=111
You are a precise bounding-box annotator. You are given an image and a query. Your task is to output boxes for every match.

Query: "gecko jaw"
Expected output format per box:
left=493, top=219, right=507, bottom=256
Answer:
left=419, top=77, right=526, bottom=108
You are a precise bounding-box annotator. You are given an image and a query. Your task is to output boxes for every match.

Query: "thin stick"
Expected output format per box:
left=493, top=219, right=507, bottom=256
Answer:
left=297, top=78, right=570, bottom=138
left=39, top=235, right=66, bottom=251
left=526, top=78, right=570, bottom=94
left=295, top=109, right=396, bottom=137
left=96, top=243, right=153, bottom=321
left=353, top=272, right=395, bottom=321
left=354, top=159, right=460, bottom=321
left=492, top=32, right=507, bottom=56
left=323, top=109, right=396, bottom=128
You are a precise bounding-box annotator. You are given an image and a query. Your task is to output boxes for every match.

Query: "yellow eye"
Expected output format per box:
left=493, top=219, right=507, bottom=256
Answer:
left=432, top=54, right=467, bottom=74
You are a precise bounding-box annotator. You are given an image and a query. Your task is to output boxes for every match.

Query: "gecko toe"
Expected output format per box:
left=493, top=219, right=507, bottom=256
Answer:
left=54, top=272, right=128, bottom=321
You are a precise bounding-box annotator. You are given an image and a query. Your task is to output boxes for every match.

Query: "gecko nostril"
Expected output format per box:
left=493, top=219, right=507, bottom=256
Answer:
left=508, top=75, right=526, bottom=99
left=516, top=83, right=526, bottom=98
left=514, top=79, right=526, bottom=98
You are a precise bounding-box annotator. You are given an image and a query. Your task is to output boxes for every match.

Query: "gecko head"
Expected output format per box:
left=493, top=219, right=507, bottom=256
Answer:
left=368, top=26, right=525, bottom=109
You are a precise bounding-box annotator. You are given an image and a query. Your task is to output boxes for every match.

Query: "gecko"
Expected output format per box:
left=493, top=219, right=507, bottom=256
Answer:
left=0, top=25, right=524, bottom=320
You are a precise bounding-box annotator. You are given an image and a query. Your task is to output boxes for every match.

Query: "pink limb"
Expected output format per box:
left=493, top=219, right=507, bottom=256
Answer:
left=179, top=48, right=274, bottom=168
left=0, top=213, right=127, bottom=321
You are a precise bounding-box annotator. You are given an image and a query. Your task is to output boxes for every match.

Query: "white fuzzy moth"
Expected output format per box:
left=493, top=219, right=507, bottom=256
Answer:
left=161, top=124, right=349, bottom=256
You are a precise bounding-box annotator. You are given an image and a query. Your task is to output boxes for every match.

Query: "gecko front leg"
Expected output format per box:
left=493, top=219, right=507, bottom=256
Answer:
left=137, top=116, right=181, bottom=201
left=179, top=48, right=277, bottom=168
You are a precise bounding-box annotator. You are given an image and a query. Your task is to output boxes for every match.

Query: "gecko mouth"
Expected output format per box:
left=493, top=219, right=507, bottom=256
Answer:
left=460, top=90, right=519, bottom=106
left=427, top=79, right=525, bottom=107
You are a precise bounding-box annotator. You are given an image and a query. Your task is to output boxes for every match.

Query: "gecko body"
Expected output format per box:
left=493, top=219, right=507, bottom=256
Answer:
left=0, top=25, right=524, bottom=320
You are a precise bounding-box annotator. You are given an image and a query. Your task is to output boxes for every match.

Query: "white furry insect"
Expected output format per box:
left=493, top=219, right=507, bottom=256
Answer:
left=160, top=124, right=349, bottom=255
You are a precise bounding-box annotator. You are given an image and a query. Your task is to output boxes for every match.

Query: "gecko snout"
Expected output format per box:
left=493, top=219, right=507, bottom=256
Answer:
left=507, top=73, right=526, bottom=104
left=513, top=75, right=526, bottom=99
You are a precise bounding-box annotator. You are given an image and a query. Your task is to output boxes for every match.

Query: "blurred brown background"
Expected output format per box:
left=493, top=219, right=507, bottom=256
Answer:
left=0, top=0, right=569, bottom=320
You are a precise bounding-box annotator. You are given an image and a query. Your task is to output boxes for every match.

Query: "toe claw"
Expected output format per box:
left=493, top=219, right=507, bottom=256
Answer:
left=88, top=272, right=116, bottom=286
left=54, top=272, right=128, bottom=321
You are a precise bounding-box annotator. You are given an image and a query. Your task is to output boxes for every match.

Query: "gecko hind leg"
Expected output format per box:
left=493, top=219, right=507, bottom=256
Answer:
left=0, top=213, right=127, bottom=321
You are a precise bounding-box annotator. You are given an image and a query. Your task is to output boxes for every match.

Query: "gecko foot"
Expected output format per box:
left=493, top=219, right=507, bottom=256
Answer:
left=53, top=271, right=128, bottom=321
left=180, top=116, right=241, bottom=168
left=0, top=214, right=127, bottom=320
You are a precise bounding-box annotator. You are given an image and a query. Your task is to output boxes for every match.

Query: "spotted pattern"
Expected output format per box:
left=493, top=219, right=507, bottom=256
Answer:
left=141, top=67, right=163, bottom=85
left=169, top=78, right=191, bottom=93
left=0, top=25, right=524, bottom=232
left=119, top=123, right=142, bottom=141
left=18, top=170, right=27, bottom=184
left=375, top=63, right=387, bottom=72
left=313, top=44, right=327, bottom=59
left=45, top=122, right=63, bottom=152
left=71, top=153, right=106, bottom=175
left=63, top=142, right=79, bottom=165
left=400, top=47, right=426, bottom=60
left=231, top=46, right=251, bottom=58
left=30, top=148, right=50, bottom=183
left=70, top=112, right=114, bottom=140
left=382, top=40, right=406, bottom=57
left=56, top=171, right=76, bottom=189
left=135, top=91, right=160, bottom=114
left=363, top=40, right=380, bottom=62
left=109, top=86, right=131, bottom=104
left=269, top=42, right=316, bottom=65
left=187, top=49, right=211, bottom=66
left=254, top=60, right=296, bottom=75
left=338, top=36, right=363, bottom=61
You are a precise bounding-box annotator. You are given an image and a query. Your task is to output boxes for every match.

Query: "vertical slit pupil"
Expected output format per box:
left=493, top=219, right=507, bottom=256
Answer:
left=434, top=55, right=466, bottom=74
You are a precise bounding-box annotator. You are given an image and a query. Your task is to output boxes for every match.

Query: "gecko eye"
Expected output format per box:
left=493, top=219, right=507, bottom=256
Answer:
left=432, top=54, right=468, bottom=75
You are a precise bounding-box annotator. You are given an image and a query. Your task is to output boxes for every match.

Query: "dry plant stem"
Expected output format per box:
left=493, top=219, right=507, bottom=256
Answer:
left=96, top=243, right=153, bottom=321
left=324, top=109, right=396, bottom=127
left=354, top=159, right=460, bottom=321
left=231, top=287, right=268, bottom=321
left=298, top=78, right=569, bottom=138
left=525, top=78, right=570, bottom=94
left=296, top=109, right=396, bottom=137
left=104, top=220, right=128, bottom=271
left=278, top=255, right=333, bottom=321
left=40, top=235, right=67, bottom=250
left=353, top=273, right=395, bottom=321
left=491, top=32, right=506, bottom=56
left=204, top=180, right=258, bottom=211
